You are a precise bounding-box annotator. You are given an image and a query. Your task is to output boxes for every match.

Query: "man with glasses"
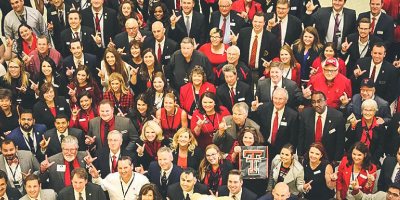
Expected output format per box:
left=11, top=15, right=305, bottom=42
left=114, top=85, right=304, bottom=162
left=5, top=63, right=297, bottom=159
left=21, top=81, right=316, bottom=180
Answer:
left=353, top=183, right=400, bottom=200
left=39, top=135, right=87, bottom=193
left=112, top=18, right=149, bottom=55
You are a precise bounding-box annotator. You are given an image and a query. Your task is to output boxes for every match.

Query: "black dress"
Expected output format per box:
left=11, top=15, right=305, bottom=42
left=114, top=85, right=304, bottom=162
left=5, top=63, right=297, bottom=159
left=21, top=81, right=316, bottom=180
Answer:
left=303, top=161, right=335, bottom=200
left=0, top=107, right=20, bottom=135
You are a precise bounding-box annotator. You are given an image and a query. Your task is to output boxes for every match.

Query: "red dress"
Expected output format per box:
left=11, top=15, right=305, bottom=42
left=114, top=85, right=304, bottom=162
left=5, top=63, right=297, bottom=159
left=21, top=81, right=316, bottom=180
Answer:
left=198, top=43, right=229, bottom=75
left=312, top=57, right=347, bottom=77
left=160, top=107, right=184, bottom=139
left=180, top=82, right=216, bottom=115
left=263, top=57, right=301, bottom=87
left=231, top=0, right=262, bottom=21
left=190, top=106, right=230, bottom=151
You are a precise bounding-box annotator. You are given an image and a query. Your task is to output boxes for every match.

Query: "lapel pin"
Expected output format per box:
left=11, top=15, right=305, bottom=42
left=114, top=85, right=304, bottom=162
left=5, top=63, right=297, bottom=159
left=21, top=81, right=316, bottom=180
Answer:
left=89, top=193, right=92, bottom=196
left=283, top=117, right=285, bottom=120
left=237, top=91, right=240, bottom=94
left=329, top=120, right=331, bottom=123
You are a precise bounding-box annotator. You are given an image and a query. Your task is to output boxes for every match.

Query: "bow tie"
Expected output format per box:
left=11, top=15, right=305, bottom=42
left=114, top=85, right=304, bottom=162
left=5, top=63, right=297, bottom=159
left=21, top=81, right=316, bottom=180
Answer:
left=7, top=158, right=19, bottom=166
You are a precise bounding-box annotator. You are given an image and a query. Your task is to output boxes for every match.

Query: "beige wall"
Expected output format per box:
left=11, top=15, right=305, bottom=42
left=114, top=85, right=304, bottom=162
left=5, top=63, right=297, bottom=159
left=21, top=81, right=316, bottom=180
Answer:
left=319, top=0, right=371, bottom=15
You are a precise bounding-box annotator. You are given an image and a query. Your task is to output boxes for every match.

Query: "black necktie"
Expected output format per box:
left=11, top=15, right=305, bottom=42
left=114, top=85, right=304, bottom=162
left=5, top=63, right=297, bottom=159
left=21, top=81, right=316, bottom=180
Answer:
left=28, top=133, right=35, bottom=154
left=60, top=134, right=65, bottom=143
left=161, top=171, right=167, bottom=186
left=20, top=14, right=26, bottom=23
left=103, top=123, right=109, bottom=147
left=185, top=193, right=190, bottom=200
left=59, top=10, right=65, bottom=28
left=69, top=161, right=74, bottom=174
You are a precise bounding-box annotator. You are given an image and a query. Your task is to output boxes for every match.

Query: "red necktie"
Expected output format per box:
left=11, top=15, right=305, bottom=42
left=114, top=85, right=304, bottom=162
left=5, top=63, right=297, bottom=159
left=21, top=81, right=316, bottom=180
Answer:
left=221, top=18, right=227, bottom=40
left=249, top=35, right=258, bottom=69
left=370, top=17, right=376, bottom=34
left=271, top=111, right=279, bottom=145
left=157, top=43, right=162, bottom=63
left=176, top=0, right=180, bottom=9
left=230, top=87, right=235, bottom=106
left=95, top=13, right=101, bottom=32
left=112, top=155, right=117, bottom=173
left=370, top=65, right=376, bottom=80
left=315, top=115, right=322, bottom=142
left=75, top=32, right=80, bottom=40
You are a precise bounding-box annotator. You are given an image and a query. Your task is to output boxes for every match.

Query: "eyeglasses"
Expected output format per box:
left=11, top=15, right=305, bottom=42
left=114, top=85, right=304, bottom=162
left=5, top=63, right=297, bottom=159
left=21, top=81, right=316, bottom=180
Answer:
left=62, top=148, right=77, bottom=153
left=323, top=68, right=338, bottom=74
left=210, top=36, right=221, bottom=40
left=387, top=191, right=400, bottom=198
left=206, top=153, right=218, bottom=158
left=244, top=127, right=256, bottom=131
left=219, top=5, right=230, bottom=8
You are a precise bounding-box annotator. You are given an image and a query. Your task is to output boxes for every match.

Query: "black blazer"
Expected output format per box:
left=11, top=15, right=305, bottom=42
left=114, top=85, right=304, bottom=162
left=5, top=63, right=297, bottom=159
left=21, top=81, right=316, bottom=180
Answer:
left=62, top=53, right=100, bottom=84
left=378, top=156, right=398, bottom=192
left=357, top=12, right=394, bottom=48
left=168, top=11, right=206, bottom=46
left=172, top=146, right=204, bottom=170
left=147, top=161, right=183, bottom=197
left=133, top=138, right=170, bottom=170
left=250, top=102, right=299, bottom=155
left=265, top=13, right=302, bottom=46
left=104, top=0, right=120, bottom=12
left=6, top=187, right=22, bottom=200
left=32, top=96, right=72, bottom=130
left=386, top=113, right=400, bottom=155
left=57, top=182, right=106, bottom=200
left=47, top=4, right=72, bottom=53
left=237, top=27, right=279, bottom=77
left=33, top=73, right=69, bottom=97
left=209, top=10, right=246, bottom=35
left=292, top=45, right=321, bottom=81
left=350, top=57, right=398, bottom=103
left=217, top=185, right=257, bottom=200
left=216, top=61, right=252, bottom=86
left=43, top=127, right=86, bottom=157
left=143, top=36, right=179, bottom=66
left=302, top=7, right=357, bottom=44
left=113, top=30, right=152, bottom=55
left=288, top=0, right=320, bottom=20
left=298, top=107, right=345, bottom=162
left=94, top=147, right=136, bottom=178
left=339, top=33, right=382, bottom=76
left=60, top=26, right=99, bottom=58
left=167, top=182, right=209, bottom=200
left=216, top=81, right=252, bottom=113
left=199, top=159, right=233, bottom=187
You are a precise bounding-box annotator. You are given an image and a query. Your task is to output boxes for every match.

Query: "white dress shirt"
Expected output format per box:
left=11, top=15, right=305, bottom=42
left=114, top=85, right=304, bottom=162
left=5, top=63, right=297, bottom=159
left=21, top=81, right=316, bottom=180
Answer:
left=219, top=14, right=231, bottom=44
left=155, top=37, right=165, bottom=60
left=278, top=15, right=288, bottom=46
left=249, top=30, right=263, bottom=69
left=369, top=60, right=382, bottom=82
left=71, top=26, right=82, bottom=40
left=268, top=106, right=285, bottom=143
left=91, top=8, right=105, bottom=47
left=160, top=166, right=173, bottom=184
left=229, top=188, right=242, bottom=200
left=325, top=9, right=344, bottom=48
left=391, top=163, right=400, bottom=182
left=20, top=128, right=37, bottom=152
left=270, top=79, right=283, bottom=98
left=109, top=150, right=121, bottom=172
left=358, top=36, right=369, bottom=58
left=74, top=187, right=86, bottom=200
left=314, top=108, right=328, bottom=136
left=4, top=156, right=23, bottom=193
left=73, top=54, right=85, bottom=67
left=57, top=129, right=69, bottom=143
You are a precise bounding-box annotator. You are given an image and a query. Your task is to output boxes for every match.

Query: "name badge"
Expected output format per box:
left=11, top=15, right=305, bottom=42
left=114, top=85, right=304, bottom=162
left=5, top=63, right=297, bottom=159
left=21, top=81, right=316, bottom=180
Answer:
left=314, top=170, right=321, bottom=175
left=291, top=6, right=297, bottom=10
left=329, top=128, right=336, bottom=134
left=121, top=130, right=128, bottom=134
left=16, top=98, right=22, bottom=102
left=238, top=97, right=245, bottom=101
left=66, top=42, right=70, bottom=45
left=377, top=31, right=383, bottom=34
left=57, top=165, right=66, bottom=172
left=378, top=81, right=386, bottom=84
left=59, top=107, right=64, bottom=111
left=51, top=11, right=57, bottom=15
left=359, top=174, right=367, bottom=179
left=85, top=87, right=92, bottom=91
left=79, top=118, right=86, bottom=122
left=165, top=55, right=171, bottom=59
left=280, top=121, right=287, bottom=126
left=230, top=22, right=236, bottom=26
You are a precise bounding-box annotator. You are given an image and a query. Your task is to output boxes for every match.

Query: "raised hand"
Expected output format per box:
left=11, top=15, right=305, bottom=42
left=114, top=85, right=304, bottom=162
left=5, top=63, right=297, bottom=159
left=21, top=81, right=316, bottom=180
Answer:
left=267, top=14, right=278, bottom=30
left=136, top=143, right=146, bottom=155
left=16, top=86, right=27, bottom=93
left=366, top=171, right=376, bottom=184
left=39, top=135, right=51, bottom=151
left=351, top=179, right=361, bottom=191
left=251, top=96, right=264, bottom=111
left=309, top=67, right=319, bottom=78
left=135, top=164, right=148, bottom=174
left=117, top=47, right=126, bottom=55
left=108, top=37, right=116, bottom=48
left=218, top=119, right=231, bottom=135
left=91, top=31, right=102, bottom=44
left=193, top=38, right=199, bottom=49
left=303, top=180, right=313, bottom=191
left=234, top=145, right=241, bottom=153
left=229, top=30, right=239, bottom=45
left=40, top=155, right=55, bottom=171
left=85, top=135, right=96, bottom=145
left=88, top=164, right=100, bottom=178
left=135, top=31, right=146, bottom=43
left=29, top=79, right=39, bottom=92
left=209, top=190, right=219, bottom=197
left=71, top=106, right=81, bottom=121
left=302, top=84, right=313, bottom=99
left=261, top=58, right=272, bottom=73
left=306, top=0, right=318, bottom=13
left=170, top=10, right=182, bottom=27
left=330, top=172, right=338, bottom=181
left=376, top=117, right=385, bottom=125
left=96, top=68, right=105, bottom=80
left=339, top=92, right=351, bottom=106
left=353, top=65, right=367, bottom=78
left=393, top=60, right=400, bottom=68
left=22, top=54, right=34, bottom=65
left=237, top=11, right=248, bottom=19
left=341, top=37, right=352, bottom=52
left=47, top=21, right=54, bottom=32
left=6, top=36, right=15, bottom=48
left=66, top=67, right=75, bottom=76
left=130, top=65, right=138, bottom=76
left=21, top=169, right=31, bottom=180
left=67, top=86, right=77, bottom=98
left=196, top=115, right=207, bottom=127
left=84, top=150, right=97, bottom=165
left=350, top=117, right=361, bottom=128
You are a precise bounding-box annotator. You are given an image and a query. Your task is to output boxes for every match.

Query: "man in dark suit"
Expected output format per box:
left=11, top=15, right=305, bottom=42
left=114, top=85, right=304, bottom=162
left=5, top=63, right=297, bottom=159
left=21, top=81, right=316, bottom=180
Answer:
left=302, top=0, right=356, bottom=50
left=7, top=109, right=46, bottom=158
left=60, top=10, right=100, bottom=58
left=298, top=91, right=345, bottom=162
left=216, top=46, right=252, bottom=86
left=169, top=0, right=206, bottom=46
left=58, top=168, right=106, bottom=200
left=112, top=18, right=151, bottom=55
left=86, top=100, right=138, bottom=152
left=251, top=88, right=298, bottom=156
left=340, top=18, right=383, bottom=75
left=257, top=182, right=298, bottom=200
left=378, top=146, right=400, bottom=192
left=0, top=170, right=22, bottom=200
left=47, top=0, right=71, bottom=53
left=255, top=62, right=304, bottom=111
left=143, top=21, right=179, bottom=67
left=167, top=168, right=209, bottom=200
left=234, top=12, right=279, bottom=90
left=351, top=42, right=398, bottom=103
left=209, top=0, right=245, bottom=44
left=357, top=0, right=394, bottom=48
left=216, top=64, right=252, bottom=113
left=385, top=113, right=400, bottom=156
left=217, top=169, right=257, bottom=200
left=265, top=0, right=302, bottom=47
left=42, top=114, right=86, bottom=157
left=145, top=147, right=183, bottom=198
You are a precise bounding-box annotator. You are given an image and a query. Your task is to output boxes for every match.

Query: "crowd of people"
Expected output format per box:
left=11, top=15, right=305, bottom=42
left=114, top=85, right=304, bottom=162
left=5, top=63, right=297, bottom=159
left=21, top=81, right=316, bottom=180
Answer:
left=1, top=0, right=400, bottom=199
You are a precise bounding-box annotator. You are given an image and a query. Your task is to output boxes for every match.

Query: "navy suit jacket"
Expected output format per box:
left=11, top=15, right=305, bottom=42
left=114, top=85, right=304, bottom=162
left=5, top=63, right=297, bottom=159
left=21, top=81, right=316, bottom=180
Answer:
left=357, top=11, right=394, bottom=48
left=7, top=124, right=47, bottom=154
left=265, top=13, right=302, bottom=46
left=94, top=147, right=135, bottom=178
left=143, top=36, right=179, bottom=66
left=168, top=11, right=206, bottom=46
left=146, top=161, right=183, bottom=197
left=217, top=186, right=257, bottom=200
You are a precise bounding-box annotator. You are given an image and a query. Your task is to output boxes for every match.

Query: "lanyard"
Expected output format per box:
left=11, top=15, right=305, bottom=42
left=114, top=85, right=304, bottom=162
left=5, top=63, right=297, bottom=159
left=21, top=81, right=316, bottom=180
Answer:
left=7, top=162, right=20, bottom=182
left=120, top=174, right=135, bottom=200
left=165, top=108, right=176, bottom=132
left=333, top=14, right=342, bottom=28
left=351, top=165, right=360, bottom=182
left=191, top=85, right=199, bottom=110
left=360, top=40, right=370, bottom=57
left=284, top=67, right=291, bottom=79
left=14, top=8, right=27, bottom=24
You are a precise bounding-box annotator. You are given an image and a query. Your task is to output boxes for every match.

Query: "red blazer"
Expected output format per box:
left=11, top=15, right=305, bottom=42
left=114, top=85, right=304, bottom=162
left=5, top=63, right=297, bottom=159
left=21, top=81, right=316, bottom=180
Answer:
left=336, top=156, right=377, bottom=198
left=180, top=82, right=216, bottom=115
left=263, top=57, right=301, bottom=87
left=69, top=107, right=98, bottom=134
left=312, top=57, right=347, bottom=77
left=231, top=0, right=262, bottom=21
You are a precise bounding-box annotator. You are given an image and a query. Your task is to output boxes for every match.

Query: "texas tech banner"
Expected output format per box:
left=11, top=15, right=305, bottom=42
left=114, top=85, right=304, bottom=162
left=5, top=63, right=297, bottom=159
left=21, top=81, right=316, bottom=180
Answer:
left=239, top=146, right=268, bottom=179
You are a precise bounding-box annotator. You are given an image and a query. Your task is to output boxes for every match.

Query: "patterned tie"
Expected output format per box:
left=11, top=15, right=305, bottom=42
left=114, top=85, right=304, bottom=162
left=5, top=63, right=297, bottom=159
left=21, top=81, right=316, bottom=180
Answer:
left=185, top=193, right=190, bottom=200
left=176, top=0, right=180, bottom=9
left=60, top=134, right=65, bottom=143
left=59, top=10, right=65, bottom=28
left=248, top=35, right=258, bottom=69
left=315, top=115, right=322, bottom=142
left=333, top=13, right=340, bottom=45
left=79, top=192, right=84, bottom=200
left=112, top=155, right=117, bottom=173
left=95, top=13, right=101, bottom=32
left=157, top=43, right=162, bottom=63
left=370, top=17, right=376, bottom=34
left=230, top=87, right=235, bottom=106
left=161, top=171, right=167, bottom=186
left=394, top=169, right=400, bottom=183
left=221, top=17, right=227, bottom=40
left=271, top=111, right=279, bottom=145
left=185, top=16, right=191, bottom=36
left=20, top=14, right=26, bottom=23
left=75, top=32, right=80, bottom=40
left=232, top=195, right=237, bottom=200
left=370, top=65, right=376, bottom=81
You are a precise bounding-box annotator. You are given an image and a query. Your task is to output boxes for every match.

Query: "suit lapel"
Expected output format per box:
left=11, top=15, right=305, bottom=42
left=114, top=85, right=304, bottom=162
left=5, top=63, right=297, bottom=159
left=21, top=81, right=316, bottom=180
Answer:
left=322, top=9, right=332, bottom=37
left=17, top=152, right=27, bottom=173
left=322, top=109, right=331, bottom=138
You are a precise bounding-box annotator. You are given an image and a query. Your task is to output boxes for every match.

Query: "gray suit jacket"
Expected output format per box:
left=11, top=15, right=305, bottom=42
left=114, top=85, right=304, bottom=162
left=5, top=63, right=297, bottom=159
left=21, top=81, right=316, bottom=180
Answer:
left=39, top=151, right=86, bottom=193
left=0, top=150, right=40, bottom=188
left=19, top=189, right=57, bottom=200
left=212, top=116, right=260, bottom=153
left=88, top=116, right=138, bottom=151
left=353, top=191, right=387, bottom=200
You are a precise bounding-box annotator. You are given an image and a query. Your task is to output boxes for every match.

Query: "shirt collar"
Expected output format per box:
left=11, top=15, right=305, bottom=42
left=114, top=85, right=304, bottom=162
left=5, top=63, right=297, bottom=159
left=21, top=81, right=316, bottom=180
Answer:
left=183, top=189, right=194, bottom=199
left=273, top=106, right=285, bottom=114
left=71, top=27, right=82, bottom=35
left=183, top=11, right=193, bottom=18
left=161, top=165, right=173, bottom=177
left=228, top=81, right=237, bottom=90
left=102, top=116, right=115, bottom=125
left=278, top=14, right=288, bottom=23
left=371, top=59, right=382, bottom=68
left=370, top=11, right=381, bottom=21
left=110, top=149, right=121, bottom=158
left=230, top=188, right=243, bottom=198
left=332, top=8, right=343, bottom=15
left=29, top=193, right=41, bottom=200
left=92, top=7, right=103, bottom=16
left=251, top=29, right=263, bottom=38
left=57, top=129, right=69, bottom=137
left=315, top=106, right=328, bottom=118
left=358, top=36, right=369, bottom=45
left=156, top=37, right=165, bottom=46
left=20, top=128, right=33, bottom=136
left=272, top=78, right=283, bottom=88
left=74, top=187, right=86, bottom=200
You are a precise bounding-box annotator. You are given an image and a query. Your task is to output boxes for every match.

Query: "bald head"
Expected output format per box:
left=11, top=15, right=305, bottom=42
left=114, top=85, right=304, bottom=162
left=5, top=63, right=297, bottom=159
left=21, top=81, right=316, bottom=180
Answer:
left=125, top=18, right=139, bottom=37
left=272, top=182, right=290, bottom=200
left=152, top=21, right=166, bottom=42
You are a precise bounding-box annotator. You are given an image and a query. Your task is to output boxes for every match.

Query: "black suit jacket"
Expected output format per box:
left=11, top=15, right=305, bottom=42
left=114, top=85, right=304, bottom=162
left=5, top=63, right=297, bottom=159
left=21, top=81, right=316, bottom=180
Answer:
left=209, top=10, right=246, bottom=35
left=62, top=53, right=100, bottom=84
left=339, top=33, right=382, bottom=75
left=292, top=45, right=321, bottom=81
left=57, top=182, right=106, bottom=200
left=237, top=27, right=279, bottom=77
left=43, top=128, right=86, bottom=157
left=6, top=187, right=22, bottom=200
left=303, top=7, right=357, bottom=44
left=216, top=81, right=252, bottom=113
left=168, top=11, right=206, bottom=46
left=113, top=30, right=152, bottom=55
left=60, top=26, right=99, bottom=58
left=350, top=57, right=398, bottom=103
left=250, top=102, right=299, bottom=155
left=298, top=107, right=345, bottom=162
left=104, top=0, right=120, bottom=12
left=47, top=4, right=72, bottom=53
left=172, top=146, right=204, bottom=170
left=147, top=161, right=183, bottom=197
left=94, top=147, right=135, bottom=178
left=217, top=186, right=257, bottom=200
left=265, top=13, right=302, bottom=46
left=143, top=36, right=179, bottom=66
left=378, top=156, right=398, bottom=192
left=357, top=12, right=394, bottom=48
left=167, top=182, right=209, bottom=200
left=32, top=96, right=72, bottom=130
left=386, top=113, right=400, bottom=155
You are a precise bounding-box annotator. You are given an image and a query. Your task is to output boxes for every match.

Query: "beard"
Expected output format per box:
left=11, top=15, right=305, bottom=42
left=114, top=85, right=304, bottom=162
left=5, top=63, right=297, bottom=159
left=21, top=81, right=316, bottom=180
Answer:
left=21, top=123, right=33, bottom=132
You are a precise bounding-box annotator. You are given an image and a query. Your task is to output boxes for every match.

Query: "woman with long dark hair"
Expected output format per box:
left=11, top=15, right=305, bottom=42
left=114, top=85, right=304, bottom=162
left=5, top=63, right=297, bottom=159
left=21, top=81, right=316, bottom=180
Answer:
left=145, top=72, right=177, bottom=110
left=99, top=47, right=131, bottom=90
left=32, top=57, right=68, bottom=97
left=117, top=0, right=144, bottom=31
left=144, top=2, right=170, bottom=33
left=0, top=89, right=21, bottom=137
left=128, top=93, right=156, bottom=132
left=4, top=23, right=37, bottom=60
left=70, top=91, right=98, bottom=135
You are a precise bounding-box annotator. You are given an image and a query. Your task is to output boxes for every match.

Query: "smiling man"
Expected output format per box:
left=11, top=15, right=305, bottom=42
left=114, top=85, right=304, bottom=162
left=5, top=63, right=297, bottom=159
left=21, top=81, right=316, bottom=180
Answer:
left=59, top=168, right=105, bottom=200
left=217, top=170, right=257, bottom=200
left=21, top=174, right=56, bottom=200
left=0, top=170, right=21, bottom=199
left=167, top=168, right=209, bottom=200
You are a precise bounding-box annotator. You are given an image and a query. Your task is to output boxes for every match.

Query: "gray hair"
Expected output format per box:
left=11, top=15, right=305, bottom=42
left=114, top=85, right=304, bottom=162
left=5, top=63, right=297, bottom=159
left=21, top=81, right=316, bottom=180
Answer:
left=273, top=87, right=289, bottom=100
left=361, top=99, right=378, bottom=112
left=222, top=64, right=237, bottom=75
left=108, top=130, right=123, bottom=140
left=125, top=18, right=138, bottom=26
left=152, top=21, right=164, bottom=29
left=232, top=102, right=249, bottom=114
left=157, top=146, right=173, bottom=156
left=61, top=135, right=79, bottom=149
left=181, top=37, right=194, bottom=46
left=218, top=0, right=232, bottom=5
left=227, top=45, right=240, bottom=55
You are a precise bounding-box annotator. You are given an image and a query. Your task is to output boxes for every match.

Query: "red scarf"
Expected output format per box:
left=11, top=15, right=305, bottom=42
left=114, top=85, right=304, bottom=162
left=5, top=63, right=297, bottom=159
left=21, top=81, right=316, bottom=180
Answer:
left=64, top=158, right=80, bottom=186
left=22, top=33, right=37, bottom=55
left=144, top=141, right=161, bottom=159
left=361, top=117, right=377, bottom=148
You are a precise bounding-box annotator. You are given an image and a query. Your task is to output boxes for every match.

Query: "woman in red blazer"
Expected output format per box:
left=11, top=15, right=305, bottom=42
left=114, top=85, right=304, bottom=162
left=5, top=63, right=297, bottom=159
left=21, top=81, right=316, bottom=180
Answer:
left=263, top=45, right=301, bottom=87
left=310, top=42, right=347, bottom=78
left=231, top=0, right=262, bottom=22
left=180, top=66, right=216, bottom=120
left=336, top=141, right=377, bottom=200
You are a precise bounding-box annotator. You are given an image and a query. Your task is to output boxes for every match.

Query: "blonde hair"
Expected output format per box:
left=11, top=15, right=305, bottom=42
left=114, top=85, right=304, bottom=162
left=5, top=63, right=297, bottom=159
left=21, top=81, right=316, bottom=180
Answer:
left=4, top=58, right=30, bottom=88
left=198, top=144, right=224, bottom=180
left=140, top=121, right=164, bottom=141
left=107, top=72, right=129, bottom=94
left=170, top=128, right=198, bottom=155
